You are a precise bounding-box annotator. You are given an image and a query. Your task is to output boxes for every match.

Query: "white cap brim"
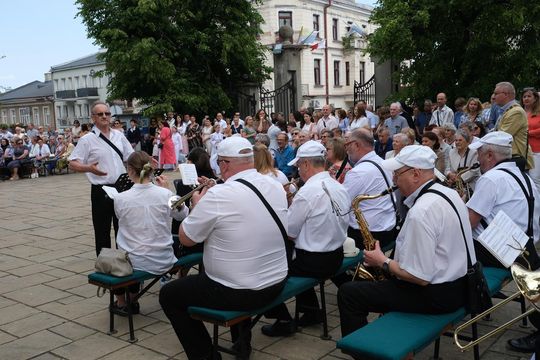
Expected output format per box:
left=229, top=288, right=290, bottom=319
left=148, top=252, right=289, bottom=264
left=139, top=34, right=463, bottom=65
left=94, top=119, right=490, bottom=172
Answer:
left=468, top=141, right=483, bottom=151
left=381, top=157, right=405, bottom=171
left=287, top=157, right=300, bottom=166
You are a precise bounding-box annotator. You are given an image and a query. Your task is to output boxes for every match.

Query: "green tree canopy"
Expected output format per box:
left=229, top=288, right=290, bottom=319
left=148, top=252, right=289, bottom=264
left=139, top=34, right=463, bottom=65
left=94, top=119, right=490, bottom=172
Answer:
left=76, top=0, right=270, bottom=115
left=368, top=0, right=540, bottom=104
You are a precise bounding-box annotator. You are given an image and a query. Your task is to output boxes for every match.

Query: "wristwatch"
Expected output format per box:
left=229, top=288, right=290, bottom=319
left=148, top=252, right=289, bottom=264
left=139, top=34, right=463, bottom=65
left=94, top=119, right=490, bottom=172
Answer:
left=382, top=258, right=392, bottom=274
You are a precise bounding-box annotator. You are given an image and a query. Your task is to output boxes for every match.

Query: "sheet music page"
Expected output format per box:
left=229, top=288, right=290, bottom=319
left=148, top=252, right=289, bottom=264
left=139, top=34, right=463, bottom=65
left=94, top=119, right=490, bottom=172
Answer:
left=178, top=163, right=199, bottom=186
left=477, top=210, right=529, bottom=268
left=102, top=186, right=119, bottom=200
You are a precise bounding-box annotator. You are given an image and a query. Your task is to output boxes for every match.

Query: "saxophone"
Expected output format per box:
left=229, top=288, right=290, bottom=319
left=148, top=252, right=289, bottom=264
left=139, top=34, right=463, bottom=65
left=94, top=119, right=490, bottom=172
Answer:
left=450, top=163, right=479, bottom=201
left=352, top=186, right=398, bottom=281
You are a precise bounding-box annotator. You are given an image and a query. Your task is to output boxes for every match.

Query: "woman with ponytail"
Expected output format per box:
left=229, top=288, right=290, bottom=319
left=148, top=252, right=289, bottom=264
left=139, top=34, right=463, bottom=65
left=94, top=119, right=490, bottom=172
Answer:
left=111, top=151, right=187, bottom=316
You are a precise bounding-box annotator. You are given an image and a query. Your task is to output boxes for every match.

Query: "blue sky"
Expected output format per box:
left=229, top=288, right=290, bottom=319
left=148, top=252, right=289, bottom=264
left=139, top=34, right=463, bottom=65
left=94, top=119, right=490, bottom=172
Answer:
left=0, top=0, right=376, bottom=92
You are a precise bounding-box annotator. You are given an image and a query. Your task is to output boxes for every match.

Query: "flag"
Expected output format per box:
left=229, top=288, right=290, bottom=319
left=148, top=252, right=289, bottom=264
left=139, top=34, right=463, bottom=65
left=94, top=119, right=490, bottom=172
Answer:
left=311, top=39, right=326, bottom=51
left=300, top=30, right=318, bottom=45
left=297, top=26, right=308, bottom=44
left=345, top=22, right=366, bottom=37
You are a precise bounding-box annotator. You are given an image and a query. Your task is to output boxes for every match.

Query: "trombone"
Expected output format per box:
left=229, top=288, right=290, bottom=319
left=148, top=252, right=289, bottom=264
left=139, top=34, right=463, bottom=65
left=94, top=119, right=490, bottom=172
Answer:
left=454, top=262, right=540, bottom=351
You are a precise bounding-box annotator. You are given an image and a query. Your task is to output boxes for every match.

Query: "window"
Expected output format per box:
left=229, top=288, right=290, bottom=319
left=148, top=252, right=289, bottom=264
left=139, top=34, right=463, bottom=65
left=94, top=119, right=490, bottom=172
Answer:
left=332, top=18, right=338, bottom=40
left=334, top=61, right=341, bottom=86
left=19, top=107, right=30, bottom=124
left=313, top=14, right=320, bottom=31
left=278, top=11, right=292, bottom=28
left=54, top=79, right=59, bottom=91
left=82, top=75, right=87, bottom=88
left=43, top=107, right=50, bottom=125
left=67, top=77, right=73, bottom=90
left=84, top=104, right=90, bottom=117
left=78, top=104, right=82, bottom=117
left=61, top=78, right=66, bottom=91
left=10, top=108, right=16, bottom=123
left=74, top=76, right=79, bottom=88
left=359, top=61, right=366, bottom=84
left=32, top=107, right=40, bottom=123
left=1, top=110, right=7, bottom=123
left=345, top=62, right=350, bottom=86
left=314, top=59, right=321, bottom=85
left=56, top=106, right=62, bottom=119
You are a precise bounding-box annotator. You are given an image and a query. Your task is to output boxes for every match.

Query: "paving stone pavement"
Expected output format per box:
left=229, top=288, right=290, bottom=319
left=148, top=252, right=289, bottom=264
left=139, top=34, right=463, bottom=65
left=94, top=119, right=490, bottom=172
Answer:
left=0, top=172, right=534, bottom=359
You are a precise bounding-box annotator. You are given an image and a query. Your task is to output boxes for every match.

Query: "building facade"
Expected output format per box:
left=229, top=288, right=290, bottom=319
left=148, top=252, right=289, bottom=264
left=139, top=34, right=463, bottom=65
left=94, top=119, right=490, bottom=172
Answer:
left=0, top=80, right=55, bottom=128
left=50, top=52, right=108, bottom=129
left=255, top=0, right=375, bottom=110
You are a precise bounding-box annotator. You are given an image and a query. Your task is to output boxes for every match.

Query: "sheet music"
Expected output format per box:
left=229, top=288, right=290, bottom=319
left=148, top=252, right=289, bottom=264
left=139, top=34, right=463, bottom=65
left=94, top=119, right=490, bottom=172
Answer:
left=178, top=163, right=199, bottom=186
left=102, top=186, right=119, bottom=200
left=477, top=210, right=529, bottom=268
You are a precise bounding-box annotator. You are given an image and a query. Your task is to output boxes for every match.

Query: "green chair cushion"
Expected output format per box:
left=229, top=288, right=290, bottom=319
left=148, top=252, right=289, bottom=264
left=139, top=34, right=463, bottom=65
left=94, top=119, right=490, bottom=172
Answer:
left=483, top=266, right=511, bottom=295
left=88, top=252, right=203, bottom=286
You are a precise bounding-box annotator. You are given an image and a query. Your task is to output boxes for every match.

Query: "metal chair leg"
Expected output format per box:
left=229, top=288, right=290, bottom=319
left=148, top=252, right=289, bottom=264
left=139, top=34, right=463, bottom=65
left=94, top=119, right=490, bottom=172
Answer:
left=319, top=281, right=331, bottom=340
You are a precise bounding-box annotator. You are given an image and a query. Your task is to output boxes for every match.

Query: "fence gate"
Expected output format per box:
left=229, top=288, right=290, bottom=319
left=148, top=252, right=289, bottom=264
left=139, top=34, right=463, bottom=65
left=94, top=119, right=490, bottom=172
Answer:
left=236, top=90, right=256, bottom=118
left=354, top=75, right=376, bottom=106
left=259, top=77, right=296, bottom=117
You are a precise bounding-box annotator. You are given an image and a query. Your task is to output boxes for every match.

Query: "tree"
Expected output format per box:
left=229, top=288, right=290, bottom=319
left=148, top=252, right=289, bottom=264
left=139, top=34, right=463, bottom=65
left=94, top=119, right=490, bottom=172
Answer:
left=367, top=0, right=540, bottom=104
left=76, top=0, right=270, bottom=115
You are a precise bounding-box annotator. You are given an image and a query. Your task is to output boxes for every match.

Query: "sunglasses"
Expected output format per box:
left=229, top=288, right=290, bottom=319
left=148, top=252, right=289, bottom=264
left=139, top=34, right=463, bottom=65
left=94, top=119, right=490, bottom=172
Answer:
left=93, top=112, right=112, bottom=117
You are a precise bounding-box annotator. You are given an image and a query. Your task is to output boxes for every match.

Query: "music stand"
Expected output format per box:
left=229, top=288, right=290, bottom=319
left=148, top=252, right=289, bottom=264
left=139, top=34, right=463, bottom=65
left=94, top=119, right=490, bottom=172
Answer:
left=114, top=169, right=166, bottom=193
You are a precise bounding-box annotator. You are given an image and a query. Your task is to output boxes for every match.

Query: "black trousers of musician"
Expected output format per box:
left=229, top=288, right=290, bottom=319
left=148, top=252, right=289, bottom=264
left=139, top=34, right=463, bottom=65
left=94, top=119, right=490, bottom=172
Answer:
left=90, top=185, right=119, bottom=256
left=159, top=272, right=285, bottom=360
left=338, top=277, right=466, bottom=337
left=265, top=247, right=343, bottom=321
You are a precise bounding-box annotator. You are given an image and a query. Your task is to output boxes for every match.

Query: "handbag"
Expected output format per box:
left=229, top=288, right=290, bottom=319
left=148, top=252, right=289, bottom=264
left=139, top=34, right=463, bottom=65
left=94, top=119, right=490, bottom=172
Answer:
left=95, top=247, right=133, bottom=277
left=422, top=187, right=492, bottom=314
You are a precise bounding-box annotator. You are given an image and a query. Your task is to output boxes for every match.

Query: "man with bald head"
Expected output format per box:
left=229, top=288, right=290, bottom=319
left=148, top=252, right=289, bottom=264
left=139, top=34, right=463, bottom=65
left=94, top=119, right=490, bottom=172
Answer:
left=429, top=93, right=454, bottom=127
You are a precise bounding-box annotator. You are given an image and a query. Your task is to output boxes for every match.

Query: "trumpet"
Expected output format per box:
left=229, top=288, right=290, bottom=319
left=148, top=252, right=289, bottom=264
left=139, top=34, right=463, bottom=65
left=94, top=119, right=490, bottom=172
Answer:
left=167, top=179, right=217, bottom=210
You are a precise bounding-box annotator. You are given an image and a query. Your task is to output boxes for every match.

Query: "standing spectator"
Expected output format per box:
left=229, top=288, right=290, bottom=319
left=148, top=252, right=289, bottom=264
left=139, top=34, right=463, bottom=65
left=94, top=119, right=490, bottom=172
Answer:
left=430, top=93, right=454, bottom=127
left=267, top=114, right=283, bottom=152
left=166, top=112, right=177, bottom=129
left=72, top=120, right=82, bottom=145
left=384, top=103, right=409, bottom=136
left=302, top=112, right=316, bottom=139
left=494, top=81, right=533, bottom=170
left=230, top=114, right=243, bottom=135
left=26, top=123, right=38, bottom=139
left=159, top=121, right=177, bottom=170
left=126, top=119, right=141, bottom=150
left=241, top=116, right=257, bottom=145
left=69, top=101, right=134, bottom=256
left=186, top=116, right=202, bottom=151
left=201, top=117, right=213, bottom=154
left=274, top=132, right=295, bottom=179
left=215, top=112, right=227, bottom=134
left=316, top=104, right=339, bottom=135
left=461, top=97, right=483, bottom=124
left=415, top=100, right=433, bottom=135
left=453, top=97, right=466, bottom=128
left=522, top=87, right=540, bottom=189
left=171, top=126, right=184, bottom=164
left=210, top=124, right=224, bottom=175
left=337, top=109, right=349, bottom=131
left=255, top=109, right=271, bottom=134
left=349, top=104, right=369, bottom=131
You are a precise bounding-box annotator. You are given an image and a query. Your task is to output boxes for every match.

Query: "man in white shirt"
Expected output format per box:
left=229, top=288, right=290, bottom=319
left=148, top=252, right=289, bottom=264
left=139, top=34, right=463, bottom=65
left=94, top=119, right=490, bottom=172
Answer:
left=215, top=112, right=227, bottom=134
left=316, top=104, right=339, bottom=135
left=261, top=141, right=349, bottom=337
left=430, top=92, right=455, bottom=126
left=466, top=131, right=540, bottom=353
left=160, top=136, right=288, bottom=360
left=339, top=145, right=476, bottom=336
left=69, top=101, right=134, bottom=256
left=343, top=128, right=397, bottom=251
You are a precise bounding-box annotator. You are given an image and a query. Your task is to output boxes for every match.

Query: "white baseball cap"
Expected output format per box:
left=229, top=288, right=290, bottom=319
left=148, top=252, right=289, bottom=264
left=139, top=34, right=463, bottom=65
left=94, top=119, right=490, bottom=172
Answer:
left=287, top=140, right=326, bottom=166
left=343, top=237, right=360, bottom=258
left=217, top=136, right=253, bottom=158
left=468, top=131, right=513, bottom=151
left=381, top=145, right=437, bottom=171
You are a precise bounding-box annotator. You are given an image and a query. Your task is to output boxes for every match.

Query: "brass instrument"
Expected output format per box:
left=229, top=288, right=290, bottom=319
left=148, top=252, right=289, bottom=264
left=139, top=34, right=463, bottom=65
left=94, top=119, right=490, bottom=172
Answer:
left=454, top=262, right=540, bottom=351
left=167, top=179, right=217, bottom=210
left=352, top=186, right=398, bottom=281
left=449, top=163, right=479, bottom=201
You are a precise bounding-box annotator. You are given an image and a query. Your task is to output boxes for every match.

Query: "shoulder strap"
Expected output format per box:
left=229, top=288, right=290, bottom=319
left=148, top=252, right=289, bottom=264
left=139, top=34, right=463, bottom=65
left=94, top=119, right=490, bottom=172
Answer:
left=424, top=188, right=473, bottom=268
left=335, top=155, right=349, bottom=181
left=360, top=159, right=400, bottom=226
left=93, top=130, right=123, bottom=161
left=498, top=168, right=534, bottom=237
left=235, top=178, right=288, bottom=243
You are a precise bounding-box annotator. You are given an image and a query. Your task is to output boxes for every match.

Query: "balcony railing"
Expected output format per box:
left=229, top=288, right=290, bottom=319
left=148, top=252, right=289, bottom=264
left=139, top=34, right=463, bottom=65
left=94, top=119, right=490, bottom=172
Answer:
left=77, top=87, right=99, bottom=97
left=56, top=90, right=76, bottom=99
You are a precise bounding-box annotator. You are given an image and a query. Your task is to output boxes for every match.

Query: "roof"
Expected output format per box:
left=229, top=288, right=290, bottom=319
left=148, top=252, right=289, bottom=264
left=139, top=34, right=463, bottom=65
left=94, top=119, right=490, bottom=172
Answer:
left=0, top=80, right=54, bottom=101
left=50, top=51, right=105, bottom=72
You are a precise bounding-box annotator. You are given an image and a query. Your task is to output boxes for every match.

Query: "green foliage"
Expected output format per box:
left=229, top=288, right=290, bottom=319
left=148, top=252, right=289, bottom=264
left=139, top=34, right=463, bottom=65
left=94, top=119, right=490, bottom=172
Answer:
left=76, top=0, right=271, bottom=115
left=368, top=0, right=540, bottom=103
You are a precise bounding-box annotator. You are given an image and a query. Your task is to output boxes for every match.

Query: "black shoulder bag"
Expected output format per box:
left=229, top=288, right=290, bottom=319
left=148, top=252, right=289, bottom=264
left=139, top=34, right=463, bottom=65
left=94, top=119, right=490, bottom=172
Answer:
left=417, top=183, right=492, bottom=314
left=235, top=178, right=293, bottom=267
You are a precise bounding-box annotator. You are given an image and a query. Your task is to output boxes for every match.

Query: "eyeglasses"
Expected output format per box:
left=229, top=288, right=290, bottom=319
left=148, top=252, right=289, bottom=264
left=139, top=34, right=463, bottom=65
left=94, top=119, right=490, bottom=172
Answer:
left=393, top=167, right=413, bottom=178
left=217, top=159, right=230, bottom=165
left=114, top=122, right=120, bottom=125
left=93, top=112, right=112, bottom=117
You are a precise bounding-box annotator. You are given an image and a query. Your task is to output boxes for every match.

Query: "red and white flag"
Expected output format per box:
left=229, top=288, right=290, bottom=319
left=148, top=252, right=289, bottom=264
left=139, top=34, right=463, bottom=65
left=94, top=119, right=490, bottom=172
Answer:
left=311, top=39, right=326, bottom=51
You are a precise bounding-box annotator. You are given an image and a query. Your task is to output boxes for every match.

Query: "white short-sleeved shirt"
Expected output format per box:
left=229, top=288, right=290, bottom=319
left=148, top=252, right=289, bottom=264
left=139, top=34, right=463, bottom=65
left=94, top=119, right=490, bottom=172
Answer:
left=32, top=144, right=51, bottom=158
left=383, top=116, right=409, bottom=136
left=349, top=117, right=369, bottom=131
left=263, top=170, right=288, bottom=185
left=396, top=182, right=475, bottom=283
left=69, top=128, right=134, bottom=185
left=267, top=124, right=281, bottom=151
left=316, top=116, right=339, bottom=134
left=288, top=171, right=349, bottom=252
left=182, top=169, right=288, bottom=290
left=429, top=105, right=455, bottom=126
left=467, top=161, right=540, bottom=241
left=114, top=183, right=181, bottom=274
left=343, top=151, right=396, bottom=232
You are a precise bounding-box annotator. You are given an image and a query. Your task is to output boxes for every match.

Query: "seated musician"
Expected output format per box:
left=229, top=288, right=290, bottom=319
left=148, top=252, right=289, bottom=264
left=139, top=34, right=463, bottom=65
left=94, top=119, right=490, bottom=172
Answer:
left=261, top=140, right=349, bottom=337
left=159, top=137, right=288, bottom=360
left=338, top=145, right=475, bottom=336
left=112, top=151, right=187, bottom=316
left=466, top=131, right=540, bottom=353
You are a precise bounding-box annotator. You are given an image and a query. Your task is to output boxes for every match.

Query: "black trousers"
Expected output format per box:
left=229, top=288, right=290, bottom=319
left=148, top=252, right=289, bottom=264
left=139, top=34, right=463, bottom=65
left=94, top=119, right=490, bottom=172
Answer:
left=347, top=226, right=396, bottom=251
left=91, top=185, right=118, bottom=256
left=338, top=277, right=466, bottom=337
left=265, top=247, right=343, bottom=321
left=159, top=272, right=285, bottom=360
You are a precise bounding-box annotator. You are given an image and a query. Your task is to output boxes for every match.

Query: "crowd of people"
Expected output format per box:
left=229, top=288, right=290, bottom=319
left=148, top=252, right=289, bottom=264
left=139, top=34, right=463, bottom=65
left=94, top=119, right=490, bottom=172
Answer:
left=6, top=79, right=540, bottom=359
